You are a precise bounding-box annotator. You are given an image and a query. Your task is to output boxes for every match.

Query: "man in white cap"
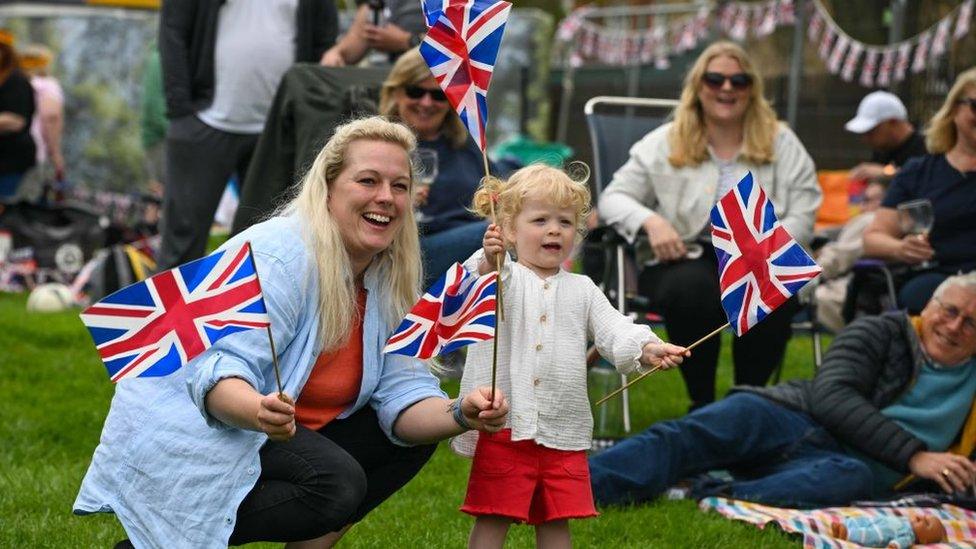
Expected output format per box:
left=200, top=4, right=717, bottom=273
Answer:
left=845, top=91, right=926, bottom=182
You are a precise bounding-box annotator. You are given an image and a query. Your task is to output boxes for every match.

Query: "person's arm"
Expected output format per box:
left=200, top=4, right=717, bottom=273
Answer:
left=392, top=387, right=508, bottom=444
left=862, top=207, right=934, bottom=265
left=597, top=133, right=661, bottom=244
left=205, top=377, right=296, bottom=441
left=187, top=242, right=304, bottom=427
left=806, top=316, right=925, bottom=472
left=362, top=22, right=411, bottom=53
left=321, top=4, right=371, bottom=66
left=158, top=0, right=197, bottom=119
left=816, top=213, right=873, bottom=279
left=773, top=125, right=822, bottom=249
left=38, top=91, right=65, bottom=176
left=586, top=278, right=687, bottom=374
left=849, top=162, right=895, bottom=183
left=0, top=74, right=33, bottom=134
left=0, top=112, right=26, bottom=133
left=598, top=128, right=688, bottom=261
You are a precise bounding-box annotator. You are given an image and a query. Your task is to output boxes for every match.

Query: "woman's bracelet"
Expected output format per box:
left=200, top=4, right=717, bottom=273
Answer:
left=451, top=397, right=473, bottom=431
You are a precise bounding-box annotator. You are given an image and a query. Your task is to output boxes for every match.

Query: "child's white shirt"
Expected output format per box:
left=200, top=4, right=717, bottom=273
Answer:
left=452, top=249, right=661, bottom=457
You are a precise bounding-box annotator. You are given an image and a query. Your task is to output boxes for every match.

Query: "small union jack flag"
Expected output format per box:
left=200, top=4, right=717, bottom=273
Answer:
left=80, top=242, right=270, bottom=382
left=419, top=0, right=511, bottom=151
left=710, top=172, right=822, bottom=336
left=383, top=263, right=496, bottom=358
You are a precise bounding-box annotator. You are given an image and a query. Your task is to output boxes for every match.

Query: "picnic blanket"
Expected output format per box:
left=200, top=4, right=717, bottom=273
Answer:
left=699, top=497, right=976, bottom=548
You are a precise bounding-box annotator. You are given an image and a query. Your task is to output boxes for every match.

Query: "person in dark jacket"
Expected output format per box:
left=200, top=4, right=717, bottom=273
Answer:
left=589, top=273, right=976, bottom=508
left=157, top=0, right=337, bottom=269
left=0, top=29, right=36, bottom=200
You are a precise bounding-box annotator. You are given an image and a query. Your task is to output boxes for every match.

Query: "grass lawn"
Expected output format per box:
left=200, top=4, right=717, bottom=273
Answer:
left=0, top=289, right=819, bottom=548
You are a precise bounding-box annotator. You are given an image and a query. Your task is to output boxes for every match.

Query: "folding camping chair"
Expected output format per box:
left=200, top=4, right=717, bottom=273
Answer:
left=585, top=96, right=679, bottom=434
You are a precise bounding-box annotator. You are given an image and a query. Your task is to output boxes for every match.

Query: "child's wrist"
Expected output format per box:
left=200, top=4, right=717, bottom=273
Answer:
left=451, top=397, right=473, bottom=430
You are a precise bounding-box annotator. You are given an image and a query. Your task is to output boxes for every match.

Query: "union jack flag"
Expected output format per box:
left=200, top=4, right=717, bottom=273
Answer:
left=419, top=0, right=511, bottom=151
left=710, top=172, right=821, bottom=336
left=80, top=242, right=270, bottom=382
left=384, top=262, right=496, bottom=358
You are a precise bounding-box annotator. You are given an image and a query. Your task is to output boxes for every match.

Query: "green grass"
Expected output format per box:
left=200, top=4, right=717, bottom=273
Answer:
left=0, top=291, right=819, bottom=547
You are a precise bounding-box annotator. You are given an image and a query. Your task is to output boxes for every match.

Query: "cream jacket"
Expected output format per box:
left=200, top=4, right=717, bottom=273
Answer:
left=598, top=121, right=821, bottom=259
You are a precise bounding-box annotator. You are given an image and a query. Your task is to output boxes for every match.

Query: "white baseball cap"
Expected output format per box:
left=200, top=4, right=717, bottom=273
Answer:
left=844, top=91, right=908, bottom=134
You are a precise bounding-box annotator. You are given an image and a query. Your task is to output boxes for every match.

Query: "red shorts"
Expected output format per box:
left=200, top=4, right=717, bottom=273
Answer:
left=461, top=429, right=598, bottom=525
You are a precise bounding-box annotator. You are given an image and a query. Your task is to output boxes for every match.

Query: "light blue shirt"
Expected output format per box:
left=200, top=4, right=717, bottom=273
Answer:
left=73, top=215, right=445, bottom=548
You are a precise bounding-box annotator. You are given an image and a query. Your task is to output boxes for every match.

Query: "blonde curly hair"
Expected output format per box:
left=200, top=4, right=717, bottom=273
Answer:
left=471, top=163, right=592, bottom=243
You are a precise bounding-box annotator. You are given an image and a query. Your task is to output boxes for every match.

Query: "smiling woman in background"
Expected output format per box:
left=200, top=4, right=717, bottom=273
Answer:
left=380, top=48, right=498, bottom=287
left=597, top=41, right=821, bottom=411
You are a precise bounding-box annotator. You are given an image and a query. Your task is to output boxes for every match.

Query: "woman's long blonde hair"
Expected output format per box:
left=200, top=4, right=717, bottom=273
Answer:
left=669, top=41, right=779, bottom=168
left=471, top=163, right=592, bottom=241
left=379, top=47, right=468, bottom=148
left=281, top=116, right=421, bottom=352
left=925, top=67, right=976, bottom=154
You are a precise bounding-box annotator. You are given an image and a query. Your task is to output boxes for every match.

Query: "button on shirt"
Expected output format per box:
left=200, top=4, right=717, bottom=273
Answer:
left=452, top=251, right=660, bottom=456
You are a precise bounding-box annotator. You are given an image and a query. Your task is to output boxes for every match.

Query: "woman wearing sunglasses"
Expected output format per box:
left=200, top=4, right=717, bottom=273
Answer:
left=863, top=67, right=976, bottom=314
left=380, top=48, right=497, bottom=288
left=598, top=41, right=821, bottom=411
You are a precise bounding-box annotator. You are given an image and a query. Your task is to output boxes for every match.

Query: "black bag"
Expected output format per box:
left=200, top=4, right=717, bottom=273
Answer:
left=0, top=201, right=106, bottom=285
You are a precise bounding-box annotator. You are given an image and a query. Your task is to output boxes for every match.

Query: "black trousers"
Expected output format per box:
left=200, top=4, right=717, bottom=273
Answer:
left=639, top=248, right=798, bottom=410
left=158, top=115, right=258, bottom=270
left=228, top=406, right=436, bottom=544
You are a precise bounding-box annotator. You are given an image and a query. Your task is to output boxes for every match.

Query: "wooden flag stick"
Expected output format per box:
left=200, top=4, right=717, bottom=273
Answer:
left=483, top=150, right=503, bottom=401
left=595, top=322, right=729, bottom=407
left=245, top=242, right=284, bottom=397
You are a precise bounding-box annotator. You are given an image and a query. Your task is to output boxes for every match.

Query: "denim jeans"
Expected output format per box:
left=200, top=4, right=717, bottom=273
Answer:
left=420, top=221, right=489, bottom=288
left=588, top=393, right=873, bottom=508
left=0, top=172, right=25, bottom=200
left=228, top=406, right=436, bottom=544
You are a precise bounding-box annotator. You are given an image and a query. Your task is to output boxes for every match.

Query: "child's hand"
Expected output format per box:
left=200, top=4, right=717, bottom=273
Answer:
left=483, top=223, right=505, bottom=271
left=640, top=342, right=690, bottom=371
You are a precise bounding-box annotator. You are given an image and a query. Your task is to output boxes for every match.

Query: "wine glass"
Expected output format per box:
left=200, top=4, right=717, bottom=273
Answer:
left=413, top=148, right=439, bottom=223
left=897, top=198, right=935, bottom=268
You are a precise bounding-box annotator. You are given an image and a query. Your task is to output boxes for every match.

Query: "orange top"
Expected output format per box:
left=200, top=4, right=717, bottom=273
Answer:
left=295, top=288, right=367, bottom=431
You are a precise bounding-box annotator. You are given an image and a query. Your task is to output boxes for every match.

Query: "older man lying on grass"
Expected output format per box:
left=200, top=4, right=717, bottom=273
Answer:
left=591, top=273, right=976, bottom=508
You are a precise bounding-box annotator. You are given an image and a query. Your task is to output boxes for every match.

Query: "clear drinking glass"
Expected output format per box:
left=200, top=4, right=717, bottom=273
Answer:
left=413, top=148, right=439, bottom=223
left=589, top=359, right=625, bottom=444
left=897, top=198, right=935, bottom=268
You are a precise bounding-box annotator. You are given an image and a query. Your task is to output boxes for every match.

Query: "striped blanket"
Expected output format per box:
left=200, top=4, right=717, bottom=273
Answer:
left=699, top=497, right=976, bottom=548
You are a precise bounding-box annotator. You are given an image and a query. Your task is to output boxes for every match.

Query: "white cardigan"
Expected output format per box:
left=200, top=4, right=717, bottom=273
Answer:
left=452, top=251, right=660, bottom=457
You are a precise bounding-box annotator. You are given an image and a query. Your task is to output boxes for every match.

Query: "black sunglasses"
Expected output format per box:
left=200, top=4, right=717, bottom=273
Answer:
left=701, top=72, right=754, bottom=90
left=404, top=85, right=448, bottom=102
left=956, top=97, right=976, bottom=114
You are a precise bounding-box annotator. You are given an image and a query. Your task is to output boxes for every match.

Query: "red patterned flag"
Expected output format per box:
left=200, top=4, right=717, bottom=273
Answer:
left=384, top=263, right=497, bottom=358
left=710, top=173, right=822, bottom=336
left=80, top=242, right=270, bottom=382
left=420, top=0, right=512, bottom=151
left=860, top=48, right=879, bottom=87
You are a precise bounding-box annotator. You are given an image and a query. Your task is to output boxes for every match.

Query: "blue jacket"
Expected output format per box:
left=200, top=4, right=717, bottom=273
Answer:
left=73, top=215, right=445, bottom=547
